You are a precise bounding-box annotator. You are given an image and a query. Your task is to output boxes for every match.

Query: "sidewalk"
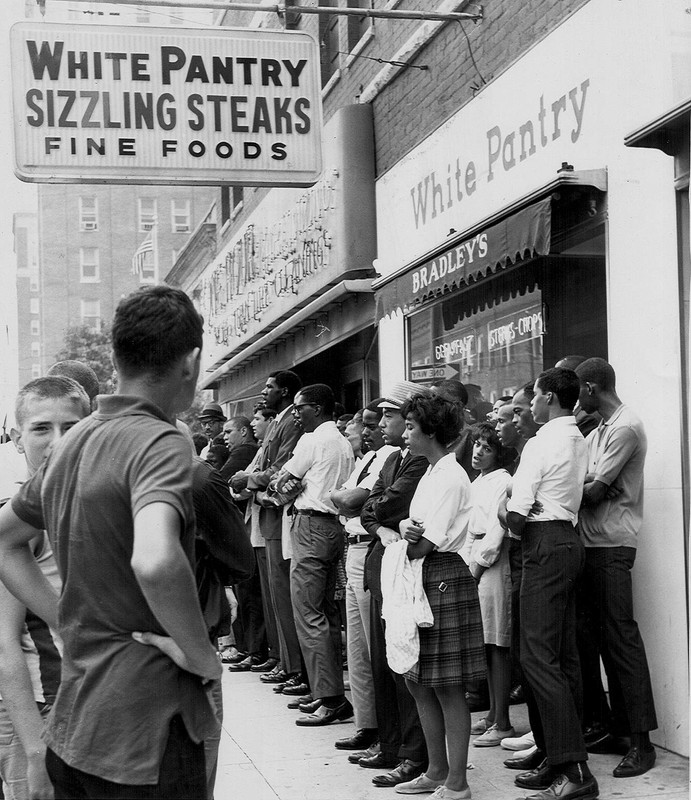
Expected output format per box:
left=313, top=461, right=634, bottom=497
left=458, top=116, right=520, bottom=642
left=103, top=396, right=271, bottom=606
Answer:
left=214, top=670, right=689, bottom=800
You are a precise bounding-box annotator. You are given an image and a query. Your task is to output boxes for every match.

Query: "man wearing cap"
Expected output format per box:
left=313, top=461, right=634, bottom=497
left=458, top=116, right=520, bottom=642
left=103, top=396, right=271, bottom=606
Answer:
left=358, top=381, right=430, bottom=788
left=272, top=383, right=354, bottom=726
left=198, top=402, right=227, bottom=461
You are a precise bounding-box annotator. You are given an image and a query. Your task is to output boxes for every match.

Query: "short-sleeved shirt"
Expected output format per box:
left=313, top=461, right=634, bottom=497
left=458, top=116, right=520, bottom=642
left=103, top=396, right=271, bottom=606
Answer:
left=11, top=395, right=216, bottom=785
left=284, top=421, right=354, bottom=514
left=578, top=404, right=647, bottom=548
left=507, top=415, right=587, bottom=525
left=408, top=454, right=472, bottom=553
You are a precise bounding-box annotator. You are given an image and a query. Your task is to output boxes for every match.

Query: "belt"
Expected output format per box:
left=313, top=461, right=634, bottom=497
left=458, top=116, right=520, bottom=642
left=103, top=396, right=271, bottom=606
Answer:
left=347, top=533, right=373, bottom=544
left=294, top=508, right=337, bottom=518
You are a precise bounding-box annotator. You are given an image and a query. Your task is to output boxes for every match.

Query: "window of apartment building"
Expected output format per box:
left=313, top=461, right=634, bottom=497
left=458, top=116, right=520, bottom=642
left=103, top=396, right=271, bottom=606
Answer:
left=220, top=186, right=244, bottom=226
left=81, top=299, right=101, bottom=329
left=138, top=198, right=157, bottom=231
left=31, top=341, right=40, bottom=358
left=319, top=0, right=340, bottom=86
left=347, top=0, right=371, bottom=51
left=79, top=196, right=98, bottom=231
left=30, top=298, right=39, bottom=315
left=171, top=199, right=191, bottom=233
left=80, top=247, right=100, bottom=282
left=30, top=319, right=39, bottom=336
left=31, top=364, right=41, bottom=379
left=30, top=273, right=39, bottom=292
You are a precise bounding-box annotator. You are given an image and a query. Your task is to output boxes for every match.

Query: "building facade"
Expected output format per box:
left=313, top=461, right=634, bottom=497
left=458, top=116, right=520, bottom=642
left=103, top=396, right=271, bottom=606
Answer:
left=168, top=0, right=689, bottom=755
left=13, top=212, right=39, bottom=389
left=35, top=183, right=216, bottom=376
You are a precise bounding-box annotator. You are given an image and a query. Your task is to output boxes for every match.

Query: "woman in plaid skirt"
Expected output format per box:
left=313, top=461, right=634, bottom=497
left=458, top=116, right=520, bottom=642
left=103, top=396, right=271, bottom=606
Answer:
left=395, top=394, right=486, bottom=800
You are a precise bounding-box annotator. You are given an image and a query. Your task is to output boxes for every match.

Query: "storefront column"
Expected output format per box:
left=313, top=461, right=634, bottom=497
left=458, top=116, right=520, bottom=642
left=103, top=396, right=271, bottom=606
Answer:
left=607, top=148, right=688, bottom=755
left=377, top=310, right=406, bottom=391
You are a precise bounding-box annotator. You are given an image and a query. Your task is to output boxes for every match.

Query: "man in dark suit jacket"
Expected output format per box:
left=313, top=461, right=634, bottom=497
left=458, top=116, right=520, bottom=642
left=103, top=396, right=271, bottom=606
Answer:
left=359, top=382, right=430, bottom=789
left=230, top=371, right=303, bottom=684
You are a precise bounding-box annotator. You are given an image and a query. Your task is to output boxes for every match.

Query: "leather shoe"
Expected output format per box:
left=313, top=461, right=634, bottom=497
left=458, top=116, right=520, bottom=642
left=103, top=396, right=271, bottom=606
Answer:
left=348, top=742, right=380, bottom=764
left=335, top=728, right=378, bottom=750
left=612, top=746, right=656, bottom=778
left=227, top=655, right=261, bottom=672
left=358, top=751, right=399, bottom=769
left=297, top=698, right=322, bottom=713
left=504, top=748, right=547, bottom=772
left=295, top=699, right=353, bottom=726
left=505, top=748, right=546, bottom=770
left=371, top=759, right=425, bottom=787
left=281, top=676, right=311, bottom=696
left=518, top=773, right=599, bottom=800
left=515, top=759, right=553, bottom=790
left=250, top=657, right=279, bottom=673
left=260, top=668, right=289, bottom=684
left=287, top=694, right=313, bottom=709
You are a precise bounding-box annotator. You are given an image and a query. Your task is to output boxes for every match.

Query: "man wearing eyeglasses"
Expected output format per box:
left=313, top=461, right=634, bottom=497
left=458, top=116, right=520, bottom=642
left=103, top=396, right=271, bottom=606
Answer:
left=273, top=384, right=354, bottom=726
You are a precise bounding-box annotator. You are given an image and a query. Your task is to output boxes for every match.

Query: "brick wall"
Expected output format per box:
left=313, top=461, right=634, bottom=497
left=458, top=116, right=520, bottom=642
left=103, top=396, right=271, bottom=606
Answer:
left=219, top=0, right=590, bottom=240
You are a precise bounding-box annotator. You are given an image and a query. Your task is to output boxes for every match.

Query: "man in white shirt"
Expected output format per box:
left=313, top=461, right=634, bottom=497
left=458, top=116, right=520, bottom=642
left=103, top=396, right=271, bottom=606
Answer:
left=274, top=384, right=354, bottom=726
left=507, top=368, right=597, bottom=800
left=331, top=400, right=398, bottom=752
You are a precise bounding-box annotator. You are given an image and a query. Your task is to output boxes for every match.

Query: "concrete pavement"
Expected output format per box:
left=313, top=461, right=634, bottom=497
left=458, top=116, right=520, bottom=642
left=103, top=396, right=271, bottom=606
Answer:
left=213, top=669, right=689, bottom=800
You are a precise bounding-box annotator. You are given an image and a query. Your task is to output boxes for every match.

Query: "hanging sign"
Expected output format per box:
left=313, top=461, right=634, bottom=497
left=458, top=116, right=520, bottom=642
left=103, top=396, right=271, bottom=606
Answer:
left=10, top=22, right=323, bottom=186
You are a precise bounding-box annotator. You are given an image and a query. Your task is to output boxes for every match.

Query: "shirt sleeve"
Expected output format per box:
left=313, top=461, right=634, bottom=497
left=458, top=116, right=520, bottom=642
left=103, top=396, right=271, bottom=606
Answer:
left=590, top=425, right=639, bottom=487
left=10, top=465, right=45, bottom=531
left=129, top=428, right=193, bottom=522
left=506, top=438, right=543, bottom=516
left=283, top=434, right=314, bottom=480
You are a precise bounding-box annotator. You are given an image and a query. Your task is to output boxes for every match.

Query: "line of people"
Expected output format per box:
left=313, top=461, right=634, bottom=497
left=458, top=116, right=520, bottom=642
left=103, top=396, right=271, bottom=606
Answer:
left=218, top=360, right=657, bottom=800
left=0, top=283, right=658, bottom=800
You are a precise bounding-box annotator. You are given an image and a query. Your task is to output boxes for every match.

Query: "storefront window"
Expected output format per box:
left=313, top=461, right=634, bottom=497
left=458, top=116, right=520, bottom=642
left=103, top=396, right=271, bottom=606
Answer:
left=408, top=287, right=543, bottom=406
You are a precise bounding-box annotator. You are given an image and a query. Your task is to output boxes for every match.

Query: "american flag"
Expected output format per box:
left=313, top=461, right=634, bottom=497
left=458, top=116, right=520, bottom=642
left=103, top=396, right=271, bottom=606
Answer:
left=131, top=232, right=153, bottom=275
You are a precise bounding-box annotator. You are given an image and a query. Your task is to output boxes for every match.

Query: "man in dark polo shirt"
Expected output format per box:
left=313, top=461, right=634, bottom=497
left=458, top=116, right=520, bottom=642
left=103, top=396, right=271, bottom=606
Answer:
left=0, top=286, right=221, bottom=800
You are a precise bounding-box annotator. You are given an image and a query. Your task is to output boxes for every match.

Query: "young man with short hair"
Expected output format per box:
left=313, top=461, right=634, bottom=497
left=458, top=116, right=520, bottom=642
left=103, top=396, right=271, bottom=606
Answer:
left=0, top=376, right=90, bottom=800
left=575, top=358, right=657, bottom=778
left=0, top=286, right=221, bottom=800
left=506, top=368, right=597, bottom=800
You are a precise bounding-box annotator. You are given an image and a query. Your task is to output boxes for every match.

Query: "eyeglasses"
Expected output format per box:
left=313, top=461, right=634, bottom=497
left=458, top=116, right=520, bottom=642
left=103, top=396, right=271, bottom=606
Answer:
left=292, top=403, right=316, bottom=415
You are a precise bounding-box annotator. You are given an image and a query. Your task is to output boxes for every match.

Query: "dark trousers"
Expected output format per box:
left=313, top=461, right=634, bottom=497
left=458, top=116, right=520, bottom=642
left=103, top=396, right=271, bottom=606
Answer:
left=233, top=554, right=267, bottom=658
left=265, top=537, right=302, bottom=675
left=290, top=514, right=345, bottom=699
left=256, top=547, right=279, bottom=661
left=509, top=536, right=524, bottom=688
left=369, top=593, right=427, bottom=763
left=579, top=546, right=657, bottom=735
left=46, top=715, right=206, bottom=799
left=520, top=522, right=586, bottom=766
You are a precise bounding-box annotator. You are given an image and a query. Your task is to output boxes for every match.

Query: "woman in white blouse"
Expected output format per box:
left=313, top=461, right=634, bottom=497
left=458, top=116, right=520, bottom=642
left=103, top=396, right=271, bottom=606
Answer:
left=462, top=421, right=516, bottom=748
left=396, top=394, right=486, bottom=800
